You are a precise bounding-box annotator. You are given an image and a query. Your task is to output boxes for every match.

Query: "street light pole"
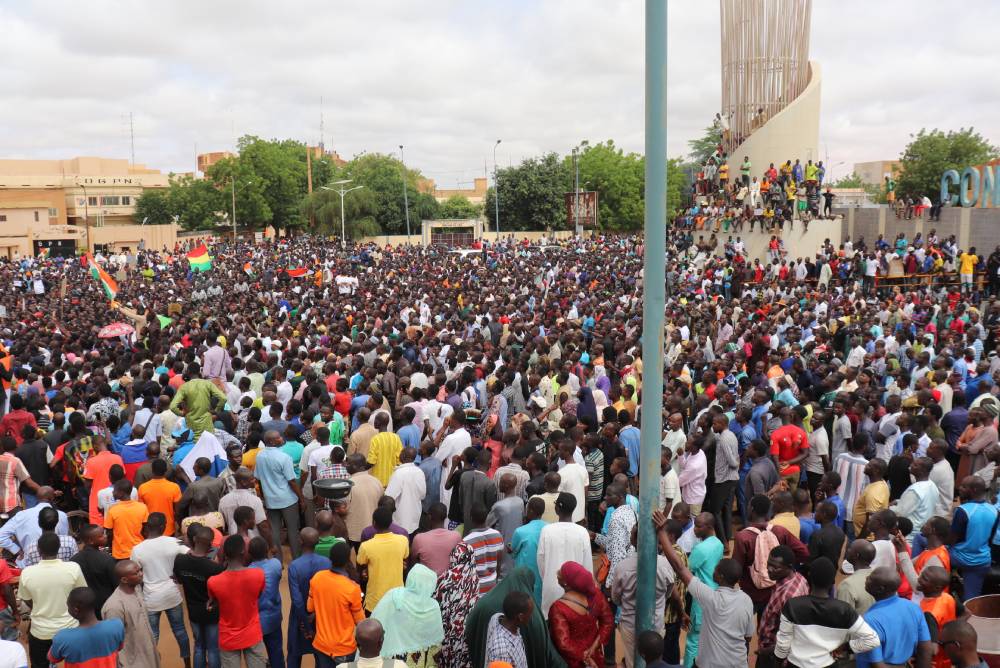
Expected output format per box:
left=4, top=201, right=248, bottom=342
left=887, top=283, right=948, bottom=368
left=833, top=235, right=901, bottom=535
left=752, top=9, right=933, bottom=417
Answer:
left=573, top=147, right=581, bottom=237
left=231, top=176, right=237, bottom=243
left=399, top=145, right=411, bottom=245
left=231, top=178, right=252, bottom=244
left=493, top=139, right=502, bottom=242
left=322, top=182, right=364, bottom=251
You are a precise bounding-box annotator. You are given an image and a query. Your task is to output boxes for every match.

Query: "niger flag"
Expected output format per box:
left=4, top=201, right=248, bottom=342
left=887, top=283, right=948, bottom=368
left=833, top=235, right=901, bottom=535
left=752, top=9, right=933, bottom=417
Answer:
left=286, top=268, right=308, bottom=278
left=86, top=254, right=118, bottom=300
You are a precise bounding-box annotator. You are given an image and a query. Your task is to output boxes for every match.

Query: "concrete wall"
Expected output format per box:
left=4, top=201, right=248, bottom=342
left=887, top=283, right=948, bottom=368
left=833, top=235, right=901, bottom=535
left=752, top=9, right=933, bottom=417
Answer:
left=90, top=224, right=178, bottom=252
left=729, top=61, right=822, bottom=178
left=834, top=206, right=1000, bottom=252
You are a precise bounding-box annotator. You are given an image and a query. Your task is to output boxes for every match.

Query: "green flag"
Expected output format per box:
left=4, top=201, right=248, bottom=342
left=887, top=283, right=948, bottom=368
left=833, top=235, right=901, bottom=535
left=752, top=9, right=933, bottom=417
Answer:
left=157, top=315, right=173, bottom=328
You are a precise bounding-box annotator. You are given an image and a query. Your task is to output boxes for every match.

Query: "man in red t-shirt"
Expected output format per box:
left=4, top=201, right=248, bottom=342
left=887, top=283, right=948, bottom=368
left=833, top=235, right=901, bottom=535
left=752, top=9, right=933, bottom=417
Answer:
left=207, top=535, right=267, bottom=667
left=769, top=405, right=809, bottom=491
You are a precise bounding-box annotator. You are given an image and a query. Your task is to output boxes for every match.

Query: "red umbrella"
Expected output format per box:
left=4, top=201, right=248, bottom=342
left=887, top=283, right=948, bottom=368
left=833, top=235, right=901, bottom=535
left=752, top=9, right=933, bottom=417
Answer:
left=98, top=322, right=135, bottom=339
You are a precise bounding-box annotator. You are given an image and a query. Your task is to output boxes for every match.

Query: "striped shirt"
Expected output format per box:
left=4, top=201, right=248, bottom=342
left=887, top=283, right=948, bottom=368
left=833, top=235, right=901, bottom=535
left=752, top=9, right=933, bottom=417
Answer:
left=0, top=454, right=29, bottom=513
left=833, top=452, right=869, bottom=519
left=464, top=527, right=504, bottom=594
left=584, top=449, right=605, bottom=501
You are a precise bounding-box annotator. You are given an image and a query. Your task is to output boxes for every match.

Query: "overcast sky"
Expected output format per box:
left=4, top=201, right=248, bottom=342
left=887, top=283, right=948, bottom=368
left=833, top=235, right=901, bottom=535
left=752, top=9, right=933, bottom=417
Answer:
left=3, top=1, right=997, bottom=188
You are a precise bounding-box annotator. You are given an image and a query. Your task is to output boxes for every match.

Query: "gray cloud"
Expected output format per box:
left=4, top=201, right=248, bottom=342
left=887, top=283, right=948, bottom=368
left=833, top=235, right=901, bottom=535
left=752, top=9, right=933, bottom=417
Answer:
left=1, top=1, right=996, bottom=189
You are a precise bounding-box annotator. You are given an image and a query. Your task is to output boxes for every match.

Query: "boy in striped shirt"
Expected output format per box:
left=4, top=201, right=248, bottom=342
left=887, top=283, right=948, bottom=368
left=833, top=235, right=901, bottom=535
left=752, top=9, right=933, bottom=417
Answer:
left=463, top=502, right=504, bottom=594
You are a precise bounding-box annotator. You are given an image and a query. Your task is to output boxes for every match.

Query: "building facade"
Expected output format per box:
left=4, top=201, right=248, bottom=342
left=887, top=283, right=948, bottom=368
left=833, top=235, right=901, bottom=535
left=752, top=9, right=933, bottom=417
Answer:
left=0, top=157, right=172, bottom=258
left=853, top=160, right=900, bottom=186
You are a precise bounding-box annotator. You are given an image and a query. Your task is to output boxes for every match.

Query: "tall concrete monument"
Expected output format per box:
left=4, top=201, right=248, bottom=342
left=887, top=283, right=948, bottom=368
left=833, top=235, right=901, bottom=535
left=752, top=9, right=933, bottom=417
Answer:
left=720, top=0, right=821, bottom=175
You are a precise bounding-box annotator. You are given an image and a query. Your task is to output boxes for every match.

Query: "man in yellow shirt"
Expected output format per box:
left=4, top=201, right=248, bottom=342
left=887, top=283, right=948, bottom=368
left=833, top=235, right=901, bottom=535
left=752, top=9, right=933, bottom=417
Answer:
left=959, top=247, right=979, bottom=293
left=366, top=413, right=402, bottom=487
left=357, top=508, right=409, bottom=612
left=853, top=458, right=890, bottom=538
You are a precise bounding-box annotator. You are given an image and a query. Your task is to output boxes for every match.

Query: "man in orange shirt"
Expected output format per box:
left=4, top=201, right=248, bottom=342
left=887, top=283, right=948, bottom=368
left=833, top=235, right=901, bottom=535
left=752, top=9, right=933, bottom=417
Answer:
left=308, top=541, right=364, bottom=664
left=104, top=479, right=149, bottom=559
left=137, top=459, right=182, bottom=536
left=916, top=566, right=957, bottom=668
left=84, top=435, right=124, bottom=524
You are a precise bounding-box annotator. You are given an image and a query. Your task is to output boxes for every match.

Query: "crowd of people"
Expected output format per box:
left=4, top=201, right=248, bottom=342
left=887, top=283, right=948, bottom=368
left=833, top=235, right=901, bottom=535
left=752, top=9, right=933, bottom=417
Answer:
left=0, top=231, right=997, bottom=668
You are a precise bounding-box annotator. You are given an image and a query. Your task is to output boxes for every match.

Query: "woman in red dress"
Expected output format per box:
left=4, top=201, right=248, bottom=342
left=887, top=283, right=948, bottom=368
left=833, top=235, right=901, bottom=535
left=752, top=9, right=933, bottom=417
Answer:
left=547, top=561, right=614, bottom=668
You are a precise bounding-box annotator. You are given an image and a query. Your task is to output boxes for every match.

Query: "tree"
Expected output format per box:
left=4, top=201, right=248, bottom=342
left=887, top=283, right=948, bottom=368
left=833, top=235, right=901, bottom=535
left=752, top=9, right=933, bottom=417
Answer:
left=828, top=172, right=864, bottom=189
left=828, top=171, right=884, bottom=204
left=165, top=174, right=225, bottom=231
left=133, top=189, right=172, bottom=226
left=301, top=186, right=381, bottom=239
left=330, top=153, right=437, bottom=235
left=687, top=123, right=722, bottom=166
left=897, top=128, right=999, bottom=199
left=566, top=140, right=644, bottom=231
left=205, top=156, right=270, bottom=233
left=484, top=153, right=570, bottom=232
left=667, top=158, right=687, bottom=216
left=438, top=195, right=482, bottom=219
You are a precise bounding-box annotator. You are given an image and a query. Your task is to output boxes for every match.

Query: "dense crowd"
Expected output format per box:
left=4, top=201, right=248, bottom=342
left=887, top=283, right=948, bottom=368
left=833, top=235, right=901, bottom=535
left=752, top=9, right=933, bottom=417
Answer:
left=0, top=231, right=997, bottom=668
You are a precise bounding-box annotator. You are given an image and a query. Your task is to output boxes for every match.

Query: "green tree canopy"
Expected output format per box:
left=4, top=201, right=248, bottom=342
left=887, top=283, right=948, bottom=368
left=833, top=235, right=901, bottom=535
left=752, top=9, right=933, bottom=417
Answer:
left=164, top=174, right=225, bottom=231
left=484, top=152, right=570, bottom=232
left=133, top=189, right=172, bottom=226
left=438, top=195, right=482, bottom=219
left=687, top=123, right=721, bottom=165
left=897, top=128, right=999, bottom=199
left=329, top=153, right=437, bottom=235
left=566, top=140, right=644, bottom=231
left=301, top=186, right=381, bottom=240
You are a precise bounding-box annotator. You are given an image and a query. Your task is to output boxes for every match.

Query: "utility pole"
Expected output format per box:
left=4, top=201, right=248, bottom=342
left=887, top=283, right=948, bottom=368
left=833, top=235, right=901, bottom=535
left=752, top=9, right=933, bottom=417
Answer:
left=320, top=96, right=325, bottom=151
left=306, top=147, right=314, bottom=230
left=493, top=139, right=502, bottom=241
left=399, top=145, right=411, bottom=245
left=573, top=147, right=581, bottom=236
left=129, top=112, right=135, bottom=167
left=231, top=177, right=238, bottom=243
left=635, top=3, right=667, bottom=666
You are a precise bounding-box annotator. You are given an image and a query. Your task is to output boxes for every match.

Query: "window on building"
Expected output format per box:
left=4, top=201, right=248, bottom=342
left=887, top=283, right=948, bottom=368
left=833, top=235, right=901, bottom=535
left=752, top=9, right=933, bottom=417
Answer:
left=87, top=196, right=97, bottom=206
left=48, top=208, right=58, bottom=218
left=121, top=196, right=131, bottom=206
left=100, top=196, right=120, bottom=206
left=0, top=215, right=6, bottom=222
left=33, top=211, right=39, bottom=222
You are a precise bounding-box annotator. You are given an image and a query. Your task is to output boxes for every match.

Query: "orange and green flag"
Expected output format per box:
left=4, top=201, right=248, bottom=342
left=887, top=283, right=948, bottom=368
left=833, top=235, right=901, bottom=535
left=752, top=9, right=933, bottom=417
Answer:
left=187, top=244, right=212, bottom=272
left=86, top=254, right=118, bottom=300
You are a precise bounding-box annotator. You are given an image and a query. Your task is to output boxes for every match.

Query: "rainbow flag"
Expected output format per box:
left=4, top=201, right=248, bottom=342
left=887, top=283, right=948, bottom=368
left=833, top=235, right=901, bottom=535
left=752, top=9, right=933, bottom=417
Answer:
left=86, top=254, right=118, bottom=300
left=187, top=244, right=212, bottom=272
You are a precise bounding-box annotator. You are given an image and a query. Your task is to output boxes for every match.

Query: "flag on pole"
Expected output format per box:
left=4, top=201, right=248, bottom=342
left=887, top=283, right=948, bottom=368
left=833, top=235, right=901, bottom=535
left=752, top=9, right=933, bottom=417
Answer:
left=38, top=247, right=50, bottom=259
left=286, top=268, right=308, bottom=278
left=186, top=244, right=212, bottom=272
left=85, top=254, right=118, bottom=300
left=243, top=261, right=254, bottom=276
